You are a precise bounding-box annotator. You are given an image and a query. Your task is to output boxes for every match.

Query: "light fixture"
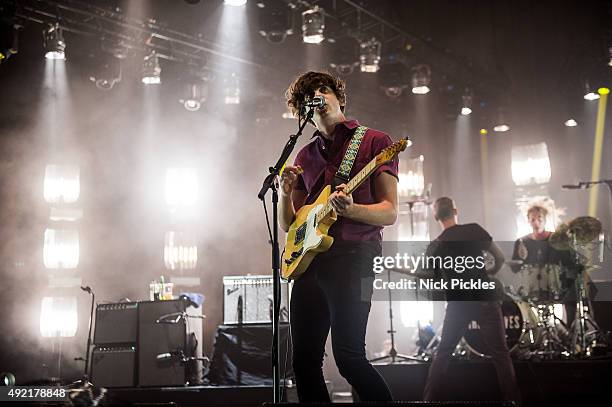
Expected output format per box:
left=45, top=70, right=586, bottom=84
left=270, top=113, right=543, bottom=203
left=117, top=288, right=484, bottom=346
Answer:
left=493, top=108, right=510, bottom=132
left=40, top=297, right=78, bottom=338
left=224, top=0, right=247, bottom=6
left=583, top=80, right=599, bottom=100
left=44, top=164, right=80, bottom=204
left=329, top=36, right=359, bottom=75
left=359, top=38, right=381, bottom=73
left=301, top=6, right=325, bottom=44
left=564, top=119, right=578, bottom=127
left=599, top=87, right=610, bottom=95
left=180, top=82, right=207, bottom=111
left=43, top=228, right=80, bottom=269
left=43, top=23, right=65, bottom=60
left=165, top=168, right=198, bottom=208
left=510, top=142, right=552, bottom=186
left=257, top=1, right=293, bottom=44
left=142, top=52, right=161, bottom=85
left=164, top=231, right=198, bottom=270
left=460, top=90, right=473, bottom=115
left=0, top=372, right=16, bottom=386
left=607, top=45, right=612, bottom=67
left=411, top=64, right=431, bottom=94
left=224, top=73, right=240, bottom=104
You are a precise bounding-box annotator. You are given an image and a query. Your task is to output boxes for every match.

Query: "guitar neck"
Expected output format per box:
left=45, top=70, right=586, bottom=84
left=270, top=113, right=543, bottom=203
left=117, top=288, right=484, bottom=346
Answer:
left=316, top=158, right=379, bottom=222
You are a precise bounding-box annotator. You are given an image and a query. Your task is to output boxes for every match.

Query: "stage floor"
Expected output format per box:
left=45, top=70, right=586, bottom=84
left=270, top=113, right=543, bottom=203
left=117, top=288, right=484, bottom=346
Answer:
left=104, top=359, right=612, bottom=407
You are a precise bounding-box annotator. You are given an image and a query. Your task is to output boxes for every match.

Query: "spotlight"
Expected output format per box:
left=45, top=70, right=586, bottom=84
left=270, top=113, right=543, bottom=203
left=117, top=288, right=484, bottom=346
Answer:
left=179, top=83, right=207, bottom=111
left=460, top=90, right=473, bottom=115
left=607, top=45, right=612, bottom=67
left=224, top=73, right=240, bottom=104
left=302, top=6, right=325, bottom=44
left=329, top=36, right=359, bottom=75
left=43, top=23, right=65, bottom=60
left=0, top=22, right=20, bottom=64
left=0, top=372, right=15, bottom=386
left=142, top=52, right=161, bottom=85
left=599, top=87, right=610, bottom=95
left=359, top=38, right=381, bottom=73
left=89, top=57, right=122, bottom=91
left=493, top=108, right=510, bottom=132
left=411, top=64, right=431, bottom=94
left=224, top=0, right=247, bottom=6
left=564, top=119, right=578, bottom=127
left=583, top=81, right=599, bottom=100
left=257, top=1, right=293, bottom=44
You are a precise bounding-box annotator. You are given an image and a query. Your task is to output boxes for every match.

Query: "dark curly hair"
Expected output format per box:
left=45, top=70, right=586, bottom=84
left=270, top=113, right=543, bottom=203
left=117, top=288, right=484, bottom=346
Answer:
left=285, top=71, right=347, bottom=118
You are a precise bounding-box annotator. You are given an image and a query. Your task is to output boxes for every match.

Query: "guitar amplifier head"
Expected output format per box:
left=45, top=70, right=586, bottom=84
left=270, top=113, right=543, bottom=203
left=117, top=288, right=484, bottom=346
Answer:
left=223, top=276, right=291, bottom=324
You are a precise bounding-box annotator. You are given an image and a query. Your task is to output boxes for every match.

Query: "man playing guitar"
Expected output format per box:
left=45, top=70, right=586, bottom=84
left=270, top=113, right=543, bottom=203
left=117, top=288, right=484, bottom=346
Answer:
left=279, top=71, right=397, bottom=402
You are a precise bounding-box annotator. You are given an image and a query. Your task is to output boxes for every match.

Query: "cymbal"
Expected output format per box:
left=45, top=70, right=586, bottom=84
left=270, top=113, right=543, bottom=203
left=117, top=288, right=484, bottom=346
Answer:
left=568, top=216, right=602, bottom=243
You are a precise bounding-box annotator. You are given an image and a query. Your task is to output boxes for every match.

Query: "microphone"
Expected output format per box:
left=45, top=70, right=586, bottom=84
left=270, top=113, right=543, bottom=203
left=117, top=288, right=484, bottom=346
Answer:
left=303, top=96, right=325, bottom=108
left=80, top=286, right=92, bottom=294
left=562, top=184, right=584, bottom=189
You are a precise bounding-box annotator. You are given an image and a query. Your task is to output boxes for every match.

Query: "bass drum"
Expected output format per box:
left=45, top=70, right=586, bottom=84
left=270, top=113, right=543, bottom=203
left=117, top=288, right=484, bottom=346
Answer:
left=463, top=299, right=539, bottom=358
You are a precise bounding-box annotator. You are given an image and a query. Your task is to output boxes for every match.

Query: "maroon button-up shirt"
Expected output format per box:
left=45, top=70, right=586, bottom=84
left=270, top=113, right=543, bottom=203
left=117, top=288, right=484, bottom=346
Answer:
left=293, top=119, right=399, bottom=242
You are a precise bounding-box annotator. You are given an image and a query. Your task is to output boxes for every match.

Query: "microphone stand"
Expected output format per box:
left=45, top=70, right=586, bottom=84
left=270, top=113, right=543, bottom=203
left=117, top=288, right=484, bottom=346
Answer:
left=72, top=286, right=94, bottom=387
left=258, top=108, right=314, bottom=403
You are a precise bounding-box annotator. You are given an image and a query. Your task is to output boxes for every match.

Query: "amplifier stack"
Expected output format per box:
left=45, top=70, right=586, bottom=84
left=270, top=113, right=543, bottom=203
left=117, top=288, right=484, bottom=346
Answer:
left=90, top=298, right=203, bottom=387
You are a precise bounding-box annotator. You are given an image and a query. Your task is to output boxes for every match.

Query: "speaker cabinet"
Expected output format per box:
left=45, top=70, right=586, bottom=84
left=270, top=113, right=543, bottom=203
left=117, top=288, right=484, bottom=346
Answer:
left=91, top=346, right=136, bottom=387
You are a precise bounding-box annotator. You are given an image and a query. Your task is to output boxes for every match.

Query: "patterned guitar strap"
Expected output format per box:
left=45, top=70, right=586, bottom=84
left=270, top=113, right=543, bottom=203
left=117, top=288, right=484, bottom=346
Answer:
left=333, top=125, right=368, bottom=188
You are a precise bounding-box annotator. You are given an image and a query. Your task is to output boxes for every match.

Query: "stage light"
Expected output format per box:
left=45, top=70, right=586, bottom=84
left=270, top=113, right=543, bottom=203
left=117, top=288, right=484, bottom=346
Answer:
left=224, top=73, right=240, bottom=104
left=411, top=64, right=431, bottom=94
left=43, top=23, right=65, bottom=60
left=398, top=154, right=424, bottom=198
left=164, top=231, right=198, bottom=270
left=0, top=372, right=15, bottom=386
left=302, top=6, right=325, bottom=44
left=142, top=52, right=161, bottom=85
left=329, top=37, right=360, bottom=75
left=180, top=83, right=207, bottom=111
left=40, top=297, right=78, bottom=338
left=224, top=0, right=247, bottom=6
left=43, top=228, right=80, bottom=269
left=257, top=1, right=293, bottom=44
left=44, top=164, right=80, bottom=204
left=165, top=168, right=198, bottom=207
left=359, top=38, right=381, bottom=72
left=511, top=142, right=552, bottom=186
left=479, top=129, right=488, bottom=135
left=583, top=80, right=599, bottom=100
left=564, top=118, right=578, bottom=127
left=460, top=91, right=473, bottom=115
left=493, top=108, right=510, bottom=132
left=599, top=87, right=610, bottom=95
left=89, top=58, right=122, bottom=91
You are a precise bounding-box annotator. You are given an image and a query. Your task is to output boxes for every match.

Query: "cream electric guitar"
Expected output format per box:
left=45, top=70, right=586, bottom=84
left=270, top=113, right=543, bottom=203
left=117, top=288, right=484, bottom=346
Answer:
left=282, top=138, right=409, bottom=280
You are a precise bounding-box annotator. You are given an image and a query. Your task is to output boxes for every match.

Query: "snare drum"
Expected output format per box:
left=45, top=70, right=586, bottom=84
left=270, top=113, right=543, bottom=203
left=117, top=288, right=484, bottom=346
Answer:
left=463, top=299, right=539, bottom=358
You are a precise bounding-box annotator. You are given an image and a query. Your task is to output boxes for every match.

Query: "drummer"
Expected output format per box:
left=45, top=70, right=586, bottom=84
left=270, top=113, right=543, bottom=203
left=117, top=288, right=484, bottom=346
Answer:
left=511, top=205, right=584, bottom=328
left=511, top=205, right=555, bottom=269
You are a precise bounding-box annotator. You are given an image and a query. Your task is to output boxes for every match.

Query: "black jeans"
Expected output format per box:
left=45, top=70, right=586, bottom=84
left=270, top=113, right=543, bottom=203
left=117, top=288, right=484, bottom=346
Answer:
left=290, top=241, right=392, bottom=402
left=423, top=301, right=521, bottom=403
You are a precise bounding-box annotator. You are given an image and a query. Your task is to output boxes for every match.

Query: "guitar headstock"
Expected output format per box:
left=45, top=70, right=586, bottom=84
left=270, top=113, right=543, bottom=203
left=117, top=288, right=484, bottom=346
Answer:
left=376, top=137, right=410, bottom=165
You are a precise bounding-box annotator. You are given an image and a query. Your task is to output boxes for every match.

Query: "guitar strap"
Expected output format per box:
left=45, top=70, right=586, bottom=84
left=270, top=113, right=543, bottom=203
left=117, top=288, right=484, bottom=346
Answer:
left=333, top=125, right=368, bottom=188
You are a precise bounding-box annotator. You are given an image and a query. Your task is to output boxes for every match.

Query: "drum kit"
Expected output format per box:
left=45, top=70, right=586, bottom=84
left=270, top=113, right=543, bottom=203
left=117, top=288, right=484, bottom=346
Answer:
left=416, top=216, right=608, bottom=361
